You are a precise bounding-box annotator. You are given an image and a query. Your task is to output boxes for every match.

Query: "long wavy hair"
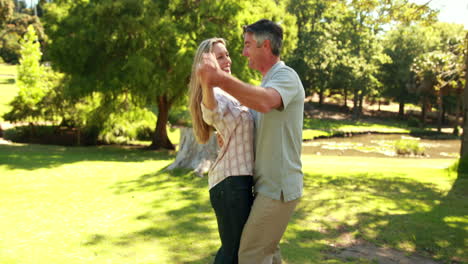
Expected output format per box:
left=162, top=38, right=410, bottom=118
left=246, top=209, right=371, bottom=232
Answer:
left=189, top=38, right=226, bottom=144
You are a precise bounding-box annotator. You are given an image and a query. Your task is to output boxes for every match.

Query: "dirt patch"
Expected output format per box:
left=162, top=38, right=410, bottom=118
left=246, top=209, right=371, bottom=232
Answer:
left=329, top=242, right=441, bottom=264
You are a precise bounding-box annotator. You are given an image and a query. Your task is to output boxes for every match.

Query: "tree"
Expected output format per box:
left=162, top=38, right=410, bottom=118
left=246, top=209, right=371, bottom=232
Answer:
left=460, top=32, right=468, bottom=160
left=4, top=25, right=46, bottom=122
left=43, top=0, right=297, bottom=152
left=0, top=0, right=14, bottom=26
left=287, top=0, right=436, bottom=116
left=381, top=24, right=435, bottom=118
left=411, top=23, right=465, bottom=131
left=0, top=0, right=44, bottom=63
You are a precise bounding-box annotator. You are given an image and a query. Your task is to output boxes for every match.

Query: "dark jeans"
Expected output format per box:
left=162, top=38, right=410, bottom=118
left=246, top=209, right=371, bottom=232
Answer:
left=209, top=176, right=254, bottom=264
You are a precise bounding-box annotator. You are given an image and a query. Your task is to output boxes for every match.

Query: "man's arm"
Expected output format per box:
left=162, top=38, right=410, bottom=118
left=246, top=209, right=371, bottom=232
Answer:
left=217, top=73, right=282, bottom=113
left=198, top=53, right=282, bottom=113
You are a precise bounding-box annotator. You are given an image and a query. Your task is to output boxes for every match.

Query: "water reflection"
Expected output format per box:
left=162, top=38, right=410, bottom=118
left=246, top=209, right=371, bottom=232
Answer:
left=302, top=134, right=460, bottom=158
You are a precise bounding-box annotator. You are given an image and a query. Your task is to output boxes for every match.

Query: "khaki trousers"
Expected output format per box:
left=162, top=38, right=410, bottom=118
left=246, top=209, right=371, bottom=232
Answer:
left=238, top=193, right=299, bottom=264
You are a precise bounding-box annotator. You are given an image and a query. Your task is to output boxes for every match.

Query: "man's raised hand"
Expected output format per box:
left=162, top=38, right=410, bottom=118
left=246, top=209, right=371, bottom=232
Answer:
left=197, top=53, right=221, bottom=87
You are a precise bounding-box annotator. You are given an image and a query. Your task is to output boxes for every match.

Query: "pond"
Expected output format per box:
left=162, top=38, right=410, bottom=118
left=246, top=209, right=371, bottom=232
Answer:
left=302, top=134, right=461, bottom=159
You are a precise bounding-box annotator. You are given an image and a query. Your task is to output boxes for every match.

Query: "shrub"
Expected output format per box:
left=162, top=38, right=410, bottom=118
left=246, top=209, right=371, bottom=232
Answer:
left=168, top=104, right=191, bottom=127
left=456, top=157, right=468, bottom=179
left=394, top=138, right=425, bottom=156
left=3, top=125, right=89, bottom=146
left=96, top=106, right=156, bottom=144
left=407, top=116, right=422, bottom=128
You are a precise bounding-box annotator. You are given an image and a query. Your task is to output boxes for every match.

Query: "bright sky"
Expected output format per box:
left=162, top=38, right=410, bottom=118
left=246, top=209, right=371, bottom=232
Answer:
left=412, top=0, right=468, bottom=29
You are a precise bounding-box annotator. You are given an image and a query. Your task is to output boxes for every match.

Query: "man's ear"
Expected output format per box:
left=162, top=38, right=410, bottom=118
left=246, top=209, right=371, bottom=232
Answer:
left=263, top=39, right=271, bottom=49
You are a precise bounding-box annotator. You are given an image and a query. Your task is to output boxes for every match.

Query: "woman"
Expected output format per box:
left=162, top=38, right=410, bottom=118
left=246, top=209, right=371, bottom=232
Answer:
left=189, top=38, right=254, bottom=264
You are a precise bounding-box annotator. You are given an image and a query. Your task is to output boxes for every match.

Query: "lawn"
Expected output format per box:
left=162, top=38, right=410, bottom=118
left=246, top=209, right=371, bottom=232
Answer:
left=0, top=143, right=466, bottom=264
left=0, top=64, right=18, bottom=122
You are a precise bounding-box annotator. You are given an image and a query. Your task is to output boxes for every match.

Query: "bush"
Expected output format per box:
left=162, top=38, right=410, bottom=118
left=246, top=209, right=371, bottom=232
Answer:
left=96, top=106, right=156, bottom=144
left=407, top=116, right=422, bottom=128
left=3, top=125, right=95, bottom=146
left=456, top=157, right=468, bottom=178
left=168, top=105, right=191, bottom=127
left=394, top=138, right=425, bottom=156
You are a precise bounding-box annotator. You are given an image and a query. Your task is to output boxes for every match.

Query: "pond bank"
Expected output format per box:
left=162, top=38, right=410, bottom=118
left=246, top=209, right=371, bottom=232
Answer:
left=302, top=133, right=460, bottom=159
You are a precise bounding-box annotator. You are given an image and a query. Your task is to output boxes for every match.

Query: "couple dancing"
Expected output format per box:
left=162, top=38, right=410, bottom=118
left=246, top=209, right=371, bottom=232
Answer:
left=189, top=19, right=305, bottom=264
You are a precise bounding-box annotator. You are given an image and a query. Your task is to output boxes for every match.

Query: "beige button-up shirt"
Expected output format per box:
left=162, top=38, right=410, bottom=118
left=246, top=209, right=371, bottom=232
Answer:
left=201, top=88, right=254, bottom=189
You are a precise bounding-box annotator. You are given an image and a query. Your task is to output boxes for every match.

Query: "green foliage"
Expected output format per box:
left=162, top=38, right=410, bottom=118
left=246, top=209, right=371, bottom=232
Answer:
left=381, top=24, right=435, bottom=108
left=406, top=116, right=422, bottom=128
left=0, top=32, right=21, bottom=63
left=97, top=106, right=156, bottom=144
left=42, top=0, right=297, bottom=148
left=410, top=23, right=465, bottom=102
left=0, top=0, right=14, bottom=26
left=287, top=0, right=438, bottom=114
left=168, top=104, right=191, bottom=127
left=0, top=5, right=46, bottom=63
left=3, top=25, right=47, bottom=122
left=456, top=156, right=468, bottom=178
left=394, top=138, right=425, bottom=156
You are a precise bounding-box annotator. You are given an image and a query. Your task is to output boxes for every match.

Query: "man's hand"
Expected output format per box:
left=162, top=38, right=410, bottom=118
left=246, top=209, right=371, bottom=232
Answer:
left=197, top=53, right=222, bottom=88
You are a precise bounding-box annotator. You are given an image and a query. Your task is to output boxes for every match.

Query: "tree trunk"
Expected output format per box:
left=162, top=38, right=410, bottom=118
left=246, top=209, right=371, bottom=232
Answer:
left=460, top=32, right=468, bottom=158
left=167, top=127, right=218, bottom=176
left=149, top=95, right=174, bottom=150
left=453, top=92, right=461, bottom=135
left=352, top=89, right=360, bottom=119
left=442, top=100, right=447, bottom=125
left=452, top=85, right=463, bottom=136
left=343, top=87, right=348, bottom=108
left=421, top=95, right=428, bottom=125
left=318, top=87, right=324, bottom=107
left=437, top=92, right=443, bottom=133
left=358, top=92, right=364, bottom=115
left=398, top=101, right=405, bottom=118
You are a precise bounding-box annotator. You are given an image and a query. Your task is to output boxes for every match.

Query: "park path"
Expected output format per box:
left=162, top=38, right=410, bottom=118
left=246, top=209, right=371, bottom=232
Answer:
left=330, top=242, right=442, bottom=264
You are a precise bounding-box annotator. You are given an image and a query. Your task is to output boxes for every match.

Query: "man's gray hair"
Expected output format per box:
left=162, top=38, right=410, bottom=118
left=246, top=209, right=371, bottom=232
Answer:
left=243, top=19, right=283, bottom=56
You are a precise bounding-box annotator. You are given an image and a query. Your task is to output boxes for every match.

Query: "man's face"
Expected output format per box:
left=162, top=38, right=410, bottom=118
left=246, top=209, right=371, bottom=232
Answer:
left=242, top=32, right=263, bottom=71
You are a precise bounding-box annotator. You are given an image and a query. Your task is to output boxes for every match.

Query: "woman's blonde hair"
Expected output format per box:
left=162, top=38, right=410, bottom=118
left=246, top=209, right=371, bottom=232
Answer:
left=189, top=37, right=226, bottom=144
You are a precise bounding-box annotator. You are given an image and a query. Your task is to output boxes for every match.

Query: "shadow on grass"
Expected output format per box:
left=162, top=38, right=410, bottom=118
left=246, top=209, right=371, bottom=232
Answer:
left=284, top=172, right=467, bottom=263
left=81, top=167, right=466, bottom=263
left=85, top=168, right=217, bottom=264
left=0, top=77, right=15, bottom=84
left=0, top=144, right=174, bottom=170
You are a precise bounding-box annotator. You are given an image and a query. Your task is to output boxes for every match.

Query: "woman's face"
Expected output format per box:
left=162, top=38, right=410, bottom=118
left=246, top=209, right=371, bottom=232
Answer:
left=212, top=42, right=231, bottom=74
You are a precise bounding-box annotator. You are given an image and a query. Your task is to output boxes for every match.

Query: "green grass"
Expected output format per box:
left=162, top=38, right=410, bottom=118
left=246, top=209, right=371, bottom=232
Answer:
left=0, top=144, right=466, bottom=264
left=0, top=63, right=18, bottom=121
left=303, top=118, right=410, bottom=141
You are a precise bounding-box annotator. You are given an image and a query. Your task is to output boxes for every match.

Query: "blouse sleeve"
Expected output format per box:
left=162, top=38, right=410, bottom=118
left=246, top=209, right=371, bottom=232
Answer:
left=200, top=88, right=243, bottom=138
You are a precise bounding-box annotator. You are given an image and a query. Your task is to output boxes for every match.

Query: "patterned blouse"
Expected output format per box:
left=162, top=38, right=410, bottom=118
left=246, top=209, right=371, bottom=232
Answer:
left=200, top=88, right=254, bottom=189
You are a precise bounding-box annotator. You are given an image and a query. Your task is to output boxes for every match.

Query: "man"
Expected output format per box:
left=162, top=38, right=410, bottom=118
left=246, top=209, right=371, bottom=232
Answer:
left=198, top=19, right=305, bottom=264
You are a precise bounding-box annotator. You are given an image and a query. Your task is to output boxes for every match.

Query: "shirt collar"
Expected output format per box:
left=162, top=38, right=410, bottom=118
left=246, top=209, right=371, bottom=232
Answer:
left=262, top=61, right=284, bottom=84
